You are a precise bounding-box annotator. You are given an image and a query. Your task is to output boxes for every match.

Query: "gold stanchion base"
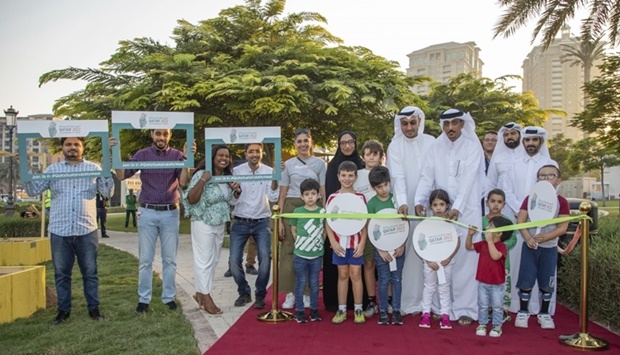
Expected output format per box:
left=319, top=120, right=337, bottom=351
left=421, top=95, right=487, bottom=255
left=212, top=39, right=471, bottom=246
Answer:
left=257, top=310, right=294, bottom=323
left=559, top=333, right=609, bottom=350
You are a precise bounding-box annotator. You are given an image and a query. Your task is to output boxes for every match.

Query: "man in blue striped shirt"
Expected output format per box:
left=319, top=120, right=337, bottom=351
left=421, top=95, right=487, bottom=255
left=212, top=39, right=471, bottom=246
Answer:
left=25, top=137, right=114, bottom=325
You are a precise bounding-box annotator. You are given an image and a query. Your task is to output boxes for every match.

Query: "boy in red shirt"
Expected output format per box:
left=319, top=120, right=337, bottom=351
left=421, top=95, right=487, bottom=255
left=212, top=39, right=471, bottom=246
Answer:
left=467, top=216, right=514, bottom=337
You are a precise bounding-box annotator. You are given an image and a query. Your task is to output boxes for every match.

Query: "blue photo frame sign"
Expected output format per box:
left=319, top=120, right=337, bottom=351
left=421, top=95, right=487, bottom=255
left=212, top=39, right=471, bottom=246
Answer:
left=205, top=127, right=281, bottom=182
left=111, top=111, right=194, bottom=169
left=16, top=120, right=111, bottom=182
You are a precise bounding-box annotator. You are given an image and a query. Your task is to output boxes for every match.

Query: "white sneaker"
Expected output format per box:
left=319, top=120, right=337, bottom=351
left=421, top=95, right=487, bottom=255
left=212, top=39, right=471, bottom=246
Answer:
left=282, top=293, right=295, bottom=309
left=303, top=295, right=310, bottom=309
left=489, top=325, right=502, bottom=337
left=475, top=324, right=487, bottom=336
left=514, top=312, right=530, bottom=328
left=537, top=313, right=556, bottom=329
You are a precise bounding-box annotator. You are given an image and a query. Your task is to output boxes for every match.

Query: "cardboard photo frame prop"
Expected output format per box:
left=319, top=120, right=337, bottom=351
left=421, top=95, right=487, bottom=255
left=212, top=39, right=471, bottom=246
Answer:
left=204, top=127, right=281, bottom=182
left=111, top=111, right=194, bottom=169
left=17, top=120, right=111, bottom=182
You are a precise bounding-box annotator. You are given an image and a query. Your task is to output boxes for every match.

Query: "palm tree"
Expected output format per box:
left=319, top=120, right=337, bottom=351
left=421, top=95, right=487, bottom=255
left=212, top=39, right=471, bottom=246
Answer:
left=493, top=0, right=620, bottom=49
left=560, top=33, right=606, bottom=106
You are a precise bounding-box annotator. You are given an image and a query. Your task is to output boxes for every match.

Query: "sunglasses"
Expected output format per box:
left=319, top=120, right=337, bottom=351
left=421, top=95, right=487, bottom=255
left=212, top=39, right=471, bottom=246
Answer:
left=295, top=128, right=311, bottom=136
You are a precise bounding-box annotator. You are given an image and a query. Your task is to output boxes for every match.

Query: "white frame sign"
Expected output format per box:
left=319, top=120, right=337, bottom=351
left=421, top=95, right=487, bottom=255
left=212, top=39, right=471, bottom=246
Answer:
left=111, top=111, right=194, bottom=169
left=204, top=126, right=281, bottom=182
left=17, top=120, right=111, bottom=181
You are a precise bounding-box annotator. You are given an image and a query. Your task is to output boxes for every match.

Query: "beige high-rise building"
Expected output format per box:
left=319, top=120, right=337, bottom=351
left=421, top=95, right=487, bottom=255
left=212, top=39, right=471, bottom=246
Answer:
left=406, top=41, right=484, bottom=95
left=522, top=25, right=603, bottom=141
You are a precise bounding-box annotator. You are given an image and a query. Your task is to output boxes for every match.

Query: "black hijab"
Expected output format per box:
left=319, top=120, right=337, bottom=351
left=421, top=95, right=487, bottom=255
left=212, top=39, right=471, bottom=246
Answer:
left=325, top=130, right=365, bottom=198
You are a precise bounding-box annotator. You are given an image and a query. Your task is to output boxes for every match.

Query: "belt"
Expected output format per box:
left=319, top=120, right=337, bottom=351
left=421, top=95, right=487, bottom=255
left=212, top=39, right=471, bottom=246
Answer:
left=234, top=216, right=268, bottom=223
left=140, top=203, right=177, bottom=211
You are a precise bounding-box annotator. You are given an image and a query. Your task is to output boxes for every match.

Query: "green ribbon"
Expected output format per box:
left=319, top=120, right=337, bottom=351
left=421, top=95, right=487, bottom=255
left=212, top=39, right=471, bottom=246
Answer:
left=273, top=212, right=589, bottom=233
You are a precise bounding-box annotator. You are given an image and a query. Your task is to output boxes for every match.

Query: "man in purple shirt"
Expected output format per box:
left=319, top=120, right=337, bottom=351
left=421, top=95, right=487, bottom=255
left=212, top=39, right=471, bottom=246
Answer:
left=111, top=129, right=192, bottom=314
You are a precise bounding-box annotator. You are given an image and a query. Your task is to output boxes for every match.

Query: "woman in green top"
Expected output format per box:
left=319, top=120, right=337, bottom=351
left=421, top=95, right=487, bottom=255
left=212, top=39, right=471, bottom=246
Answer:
left=125, top=189, right=137, bottom=228
left=183, top=144, right=241, bottom=315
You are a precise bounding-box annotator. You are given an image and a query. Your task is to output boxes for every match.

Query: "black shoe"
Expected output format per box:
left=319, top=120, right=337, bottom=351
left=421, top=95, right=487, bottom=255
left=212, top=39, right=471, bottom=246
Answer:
left=246, top=265, right=258, bottom=275
left=224, top=269, right=232, bottom=277
left=135, top=302, right=149, bottom=314
left=102, top=235, right=110, bottom=238
left=254, top=294, right=266, bottom=309
left=377, top=311, right=389, bottom=325
left=166, top=301, right=178, bottom=311
left=295, top=311, right=308, bottom=323
left=310, top=309, right=322, bottom=322
left=392, top=312, right=403, bottom=325
left=53, top=311, right=70, bottom=325
left=88, top=307, right=103, bottom=321
left=234, top=293, right=252, bottom=307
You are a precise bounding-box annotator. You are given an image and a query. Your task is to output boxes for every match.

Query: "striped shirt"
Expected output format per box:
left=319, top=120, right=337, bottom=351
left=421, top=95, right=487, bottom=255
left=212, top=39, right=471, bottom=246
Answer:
left=123, top=145, right=184, bottom=204
left=24, top=160, right=114, bottom=237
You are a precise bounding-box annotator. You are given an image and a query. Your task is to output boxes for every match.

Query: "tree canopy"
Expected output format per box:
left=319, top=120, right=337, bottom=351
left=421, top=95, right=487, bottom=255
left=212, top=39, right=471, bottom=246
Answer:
left=494, top=0, right=620, bottom=49
left=39, top=0, right=421, bottom=159
left=572, top=54, right=620, bottom=154
left=423, top=73, right=565, bottom=137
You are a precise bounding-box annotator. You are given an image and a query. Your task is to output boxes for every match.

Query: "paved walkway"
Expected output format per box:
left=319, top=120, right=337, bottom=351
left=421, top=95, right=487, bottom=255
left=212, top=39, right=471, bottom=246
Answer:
left=101, top=230, right=265, bottom=353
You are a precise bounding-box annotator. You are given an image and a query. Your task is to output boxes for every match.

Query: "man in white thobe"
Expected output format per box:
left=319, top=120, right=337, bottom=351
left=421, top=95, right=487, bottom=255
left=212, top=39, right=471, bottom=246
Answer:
left=415, top=109, right=485, bottom=323
left=386, top=106, right=435, bottom=315
left=499, top=126, right=558, bottom=315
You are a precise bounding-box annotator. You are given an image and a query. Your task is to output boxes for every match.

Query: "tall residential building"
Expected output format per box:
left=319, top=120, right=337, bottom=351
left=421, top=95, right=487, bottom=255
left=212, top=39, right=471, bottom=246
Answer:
left=522, top=25, right=603, bottom=141
left=406, top=41, right=484, bottom=95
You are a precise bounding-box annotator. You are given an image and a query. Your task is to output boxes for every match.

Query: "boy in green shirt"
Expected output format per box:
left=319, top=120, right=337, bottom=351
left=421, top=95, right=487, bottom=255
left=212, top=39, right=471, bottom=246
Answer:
left=290, top=178, right=326, bottom=323
left=366, top=166, right=406, bottom=325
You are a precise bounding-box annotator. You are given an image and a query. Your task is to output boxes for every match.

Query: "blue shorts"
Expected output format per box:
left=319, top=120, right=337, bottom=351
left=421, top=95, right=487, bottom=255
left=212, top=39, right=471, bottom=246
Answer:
left=332, top=248, right=364, bottom=266
left=516, top=244, right=558, bottom=294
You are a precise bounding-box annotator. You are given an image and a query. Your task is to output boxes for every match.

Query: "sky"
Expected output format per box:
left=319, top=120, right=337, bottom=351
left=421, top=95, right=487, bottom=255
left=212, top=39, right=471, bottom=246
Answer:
left=0, top=0, right=591, bottom=116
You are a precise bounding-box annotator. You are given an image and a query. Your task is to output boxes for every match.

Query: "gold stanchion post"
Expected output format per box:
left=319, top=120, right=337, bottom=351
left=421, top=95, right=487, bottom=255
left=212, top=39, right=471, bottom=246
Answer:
left=559, top=202, right=609, bottom=350
left=257, top=205, right=294, bottom=322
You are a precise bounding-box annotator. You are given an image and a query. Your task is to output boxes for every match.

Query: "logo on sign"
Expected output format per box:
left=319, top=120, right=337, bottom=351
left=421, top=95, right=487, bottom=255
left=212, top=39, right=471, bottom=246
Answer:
left=148, top=116, right=169, bottom=126
left=238, top=131, right=258, bottom=140
left=230, top=128, right=238, bottom=142
left=139, top=113, right=147, bottom=128
left=418, top=233, right=428, bottom=251
left=58, top=124, right=81, bottom=134
left=48, top=122, right=58, bottom=137
left=372, top=224, right=382, bottom=241
left=427, top=232, right=455, bottom=245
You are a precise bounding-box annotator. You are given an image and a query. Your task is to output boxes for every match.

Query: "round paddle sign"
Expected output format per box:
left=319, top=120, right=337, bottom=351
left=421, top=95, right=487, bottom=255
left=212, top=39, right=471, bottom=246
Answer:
left=527, top=180, right=558, bottom=222
left=353, top=169, right=376, bottom=201
left=412, top=219, right=459, bottom=284
left=325, top=193, right=368, bottom=236
left=367, top=208, right=409, bottom=251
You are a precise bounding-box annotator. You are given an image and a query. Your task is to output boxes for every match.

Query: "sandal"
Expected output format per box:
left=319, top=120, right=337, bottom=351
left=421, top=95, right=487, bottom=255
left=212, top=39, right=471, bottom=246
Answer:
left=458, top=316, right=474, bottom=326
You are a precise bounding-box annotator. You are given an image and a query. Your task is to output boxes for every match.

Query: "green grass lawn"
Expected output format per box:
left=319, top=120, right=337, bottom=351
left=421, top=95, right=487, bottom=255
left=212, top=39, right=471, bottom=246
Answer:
left=0, top=245, right=199, bottom=355
left=596, top=199, right=620, bottom=214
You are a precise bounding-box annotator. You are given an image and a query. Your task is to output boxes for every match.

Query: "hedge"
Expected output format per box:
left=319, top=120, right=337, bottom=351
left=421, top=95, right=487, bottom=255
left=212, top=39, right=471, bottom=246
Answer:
left=0, top=215, right=48, bottom=238
left=558, top=215, right=620, bottom=333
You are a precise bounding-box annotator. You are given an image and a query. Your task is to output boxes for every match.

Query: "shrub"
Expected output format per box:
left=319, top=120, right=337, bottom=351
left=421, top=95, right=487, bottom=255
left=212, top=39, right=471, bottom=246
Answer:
left=0, top=215, right=48, bottom=238
left=558, top=216, right=620, bottom=333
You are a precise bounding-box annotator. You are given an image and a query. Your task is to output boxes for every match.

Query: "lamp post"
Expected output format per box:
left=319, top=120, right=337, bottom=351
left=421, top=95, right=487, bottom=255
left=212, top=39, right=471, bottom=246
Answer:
left=4, top=105, right=18, bottom=216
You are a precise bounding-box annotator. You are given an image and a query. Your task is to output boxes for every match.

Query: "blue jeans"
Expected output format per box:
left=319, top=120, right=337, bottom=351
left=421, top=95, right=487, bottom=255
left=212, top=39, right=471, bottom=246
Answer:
left=138, top=208, right=180, bottom=304
left=230, top=218, right=272, bottom=297
left=375, top=251, right=405, bottom=313
left=294, top=255, right=322, bottom=312
left=51, top=231, right=99, bottom=312
left=478, top=282, right=504, bottom=326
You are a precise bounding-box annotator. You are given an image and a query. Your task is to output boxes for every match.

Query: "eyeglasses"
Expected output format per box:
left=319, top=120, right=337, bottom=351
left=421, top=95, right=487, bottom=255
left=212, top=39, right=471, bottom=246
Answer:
left=537, top=173, right=557, bottom=180
left=295, top=128, right=310, bottom=136
left=339, top=139, right=355, bottom=147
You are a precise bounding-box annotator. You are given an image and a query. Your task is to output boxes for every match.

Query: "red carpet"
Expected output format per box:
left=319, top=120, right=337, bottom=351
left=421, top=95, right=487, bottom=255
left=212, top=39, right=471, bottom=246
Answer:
left=206, top=291, right=620, bottom=354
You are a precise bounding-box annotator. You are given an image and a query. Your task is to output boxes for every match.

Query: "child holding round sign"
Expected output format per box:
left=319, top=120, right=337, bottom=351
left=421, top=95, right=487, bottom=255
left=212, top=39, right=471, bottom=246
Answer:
left=418, top=189, right=460, bottom=330
left=354, top=140, right=385, bottom=318
left=325, top=161, right=368, bottom=324
left=366, top=166, right=407, bottom=325
left=466, top=216, right=514, bottom=337
left=514, top=165, right=569, bottom=330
